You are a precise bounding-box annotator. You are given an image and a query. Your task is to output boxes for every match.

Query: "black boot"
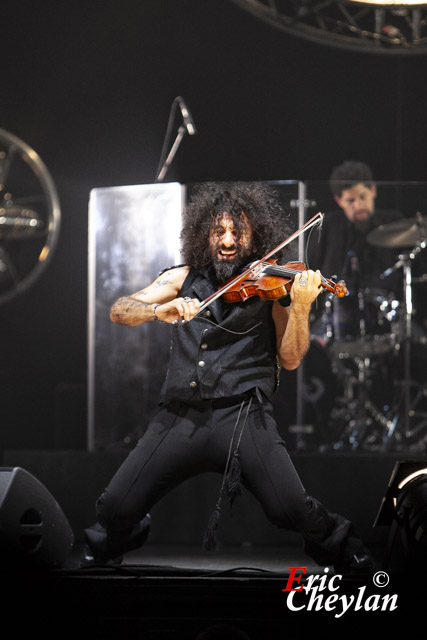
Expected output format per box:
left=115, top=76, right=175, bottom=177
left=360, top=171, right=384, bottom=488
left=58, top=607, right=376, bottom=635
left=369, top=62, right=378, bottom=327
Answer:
left=80, top=514, right=151, bottom=567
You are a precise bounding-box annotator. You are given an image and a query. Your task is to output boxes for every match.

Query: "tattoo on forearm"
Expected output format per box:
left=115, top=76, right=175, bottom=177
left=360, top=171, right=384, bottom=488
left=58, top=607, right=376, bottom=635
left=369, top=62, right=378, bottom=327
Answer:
left=116, top=297, right=150, bottom=313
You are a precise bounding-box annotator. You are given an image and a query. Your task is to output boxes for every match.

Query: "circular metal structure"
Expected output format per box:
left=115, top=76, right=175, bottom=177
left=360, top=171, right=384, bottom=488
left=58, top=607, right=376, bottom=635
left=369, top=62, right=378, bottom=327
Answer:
left=230, top=0, right=427, bottom=54
left=0, top=129, right=61, bottom=304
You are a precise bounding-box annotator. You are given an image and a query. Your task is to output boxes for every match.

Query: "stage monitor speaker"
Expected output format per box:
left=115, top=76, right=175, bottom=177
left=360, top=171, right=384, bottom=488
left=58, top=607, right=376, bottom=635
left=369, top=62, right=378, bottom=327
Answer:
left=0, top=467, right=75, bottom=567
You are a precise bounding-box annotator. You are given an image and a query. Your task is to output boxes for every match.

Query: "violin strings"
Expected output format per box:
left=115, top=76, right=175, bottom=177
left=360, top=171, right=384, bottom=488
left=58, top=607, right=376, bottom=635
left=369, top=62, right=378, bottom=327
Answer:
left=264, top=265, right=335, bottom=285
left=262, top=265, right=332, bottom=288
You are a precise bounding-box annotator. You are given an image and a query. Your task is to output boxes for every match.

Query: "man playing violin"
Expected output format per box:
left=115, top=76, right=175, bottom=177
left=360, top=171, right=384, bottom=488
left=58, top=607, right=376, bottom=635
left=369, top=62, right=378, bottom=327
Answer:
left=82, top=181, right=373, bottom=574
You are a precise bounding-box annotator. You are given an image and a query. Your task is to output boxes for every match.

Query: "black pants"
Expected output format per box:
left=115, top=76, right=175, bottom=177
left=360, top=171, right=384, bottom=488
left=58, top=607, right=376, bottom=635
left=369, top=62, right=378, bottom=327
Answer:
left=89, top=393, right=366, bottom=566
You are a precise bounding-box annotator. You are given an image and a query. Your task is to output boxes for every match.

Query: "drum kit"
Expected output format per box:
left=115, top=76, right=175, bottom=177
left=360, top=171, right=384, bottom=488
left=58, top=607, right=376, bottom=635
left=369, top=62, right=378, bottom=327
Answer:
left=302, top=213, right=427, bottom=453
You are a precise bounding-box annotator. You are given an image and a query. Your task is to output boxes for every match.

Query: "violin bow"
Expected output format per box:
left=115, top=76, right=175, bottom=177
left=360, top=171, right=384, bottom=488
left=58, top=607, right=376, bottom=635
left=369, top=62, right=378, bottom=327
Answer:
left=191, top=211, right=324, bottom=318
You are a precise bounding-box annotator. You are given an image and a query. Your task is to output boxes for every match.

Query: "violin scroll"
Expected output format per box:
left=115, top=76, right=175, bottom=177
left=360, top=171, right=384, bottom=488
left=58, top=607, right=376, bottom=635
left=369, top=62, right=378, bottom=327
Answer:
left=331, top=280, right=348, bottom=298
left=321, top=276, right=348, bottom=298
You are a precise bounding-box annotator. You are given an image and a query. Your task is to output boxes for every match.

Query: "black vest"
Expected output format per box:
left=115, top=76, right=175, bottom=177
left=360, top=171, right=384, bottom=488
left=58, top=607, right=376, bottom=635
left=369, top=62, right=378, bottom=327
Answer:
left=159, top=267, right=278, bottom=404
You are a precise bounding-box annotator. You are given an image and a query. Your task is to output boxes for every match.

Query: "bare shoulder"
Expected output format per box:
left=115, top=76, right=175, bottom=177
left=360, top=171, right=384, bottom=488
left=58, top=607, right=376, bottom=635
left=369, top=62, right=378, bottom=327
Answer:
left=155, top=265, right=190, bottom=288
left=129, top=264, right=191, bottom=304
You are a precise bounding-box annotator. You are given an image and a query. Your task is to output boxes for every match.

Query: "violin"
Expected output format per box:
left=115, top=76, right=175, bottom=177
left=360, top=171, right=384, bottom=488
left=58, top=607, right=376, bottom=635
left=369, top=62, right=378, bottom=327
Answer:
left=191, top=212, right=346, bottom=319
left=221, top=260, right=348, bottom=303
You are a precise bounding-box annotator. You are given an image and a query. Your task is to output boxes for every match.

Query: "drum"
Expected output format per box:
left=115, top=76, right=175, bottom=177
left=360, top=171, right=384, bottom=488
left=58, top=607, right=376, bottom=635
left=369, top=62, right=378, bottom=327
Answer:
left=327, top=289, right=396, bottom=358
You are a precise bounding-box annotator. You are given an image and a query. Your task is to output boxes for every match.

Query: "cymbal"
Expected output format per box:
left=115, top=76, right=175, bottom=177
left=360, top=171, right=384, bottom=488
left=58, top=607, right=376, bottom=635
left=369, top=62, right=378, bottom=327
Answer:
left=367, top=216, right=427, bottom=248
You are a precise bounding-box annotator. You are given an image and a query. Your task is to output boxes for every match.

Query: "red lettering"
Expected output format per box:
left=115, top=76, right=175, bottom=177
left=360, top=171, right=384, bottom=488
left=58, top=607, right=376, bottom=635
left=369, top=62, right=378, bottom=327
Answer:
left=282, top=567, right=307, bottom=592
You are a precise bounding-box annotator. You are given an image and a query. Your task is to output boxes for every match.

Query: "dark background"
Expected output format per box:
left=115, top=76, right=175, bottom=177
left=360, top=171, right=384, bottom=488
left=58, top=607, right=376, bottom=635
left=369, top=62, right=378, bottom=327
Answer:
left=1, top=0, right=426, bottom=455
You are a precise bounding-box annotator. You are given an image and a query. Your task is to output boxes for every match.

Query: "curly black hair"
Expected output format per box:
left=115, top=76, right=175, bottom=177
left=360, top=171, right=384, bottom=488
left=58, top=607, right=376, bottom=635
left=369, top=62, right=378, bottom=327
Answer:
left=180, top=181, right=294, bottom=269
left=329, top=161, right=374, bottom=197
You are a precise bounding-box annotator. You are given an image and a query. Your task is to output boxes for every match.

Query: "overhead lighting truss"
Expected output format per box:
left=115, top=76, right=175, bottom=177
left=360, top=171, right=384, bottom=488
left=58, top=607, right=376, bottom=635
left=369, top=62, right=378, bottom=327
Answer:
left=229, top=0, right=427, bottom=54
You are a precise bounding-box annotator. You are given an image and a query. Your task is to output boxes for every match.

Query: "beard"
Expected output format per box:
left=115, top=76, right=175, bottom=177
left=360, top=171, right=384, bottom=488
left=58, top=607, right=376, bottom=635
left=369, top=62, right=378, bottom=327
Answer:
left=211, top=247, right=254, bottom=284
left=353, top=209, right=373, bottom=232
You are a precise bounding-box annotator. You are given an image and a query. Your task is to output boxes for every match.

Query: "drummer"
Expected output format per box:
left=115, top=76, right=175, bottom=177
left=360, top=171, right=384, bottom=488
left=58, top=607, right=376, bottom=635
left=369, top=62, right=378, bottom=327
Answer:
left=307, top=160, right=402, bottom=299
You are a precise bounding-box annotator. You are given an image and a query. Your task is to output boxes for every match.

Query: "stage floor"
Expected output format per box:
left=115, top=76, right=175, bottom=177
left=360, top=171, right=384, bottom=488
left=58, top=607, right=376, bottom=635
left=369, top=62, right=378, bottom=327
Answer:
left=66, top=540, right=328, bottom=576
left=2, top=541, right=422, bottom=639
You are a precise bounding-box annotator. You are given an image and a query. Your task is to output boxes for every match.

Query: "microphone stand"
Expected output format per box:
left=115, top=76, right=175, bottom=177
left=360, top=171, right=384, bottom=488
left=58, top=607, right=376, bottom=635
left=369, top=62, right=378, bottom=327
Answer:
left=155, top=96, right=194, bottom=183
left=155, top=125, right=187, bottom=183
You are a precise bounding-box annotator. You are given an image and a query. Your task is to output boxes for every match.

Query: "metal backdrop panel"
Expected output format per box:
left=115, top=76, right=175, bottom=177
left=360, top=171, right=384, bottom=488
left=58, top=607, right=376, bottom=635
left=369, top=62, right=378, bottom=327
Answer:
left=88, top=182, right=184, bottom=451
